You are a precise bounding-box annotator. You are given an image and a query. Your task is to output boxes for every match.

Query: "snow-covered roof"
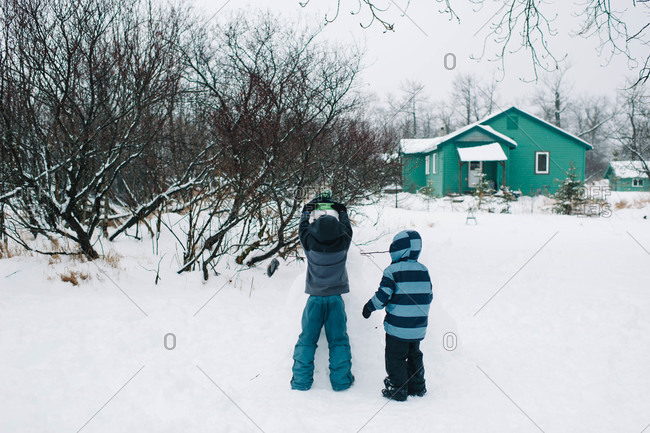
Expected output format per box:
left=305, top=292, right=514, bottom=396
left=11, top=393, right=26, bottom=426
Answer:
left=400, top=123, right=517, bottom=154
left=457, top=143, right=507, bottom=161
left=476, top=125, right=517, bottom=147
left=608, top=161, right=650, bottom=178
left=400, top=137, right=446, bottom=154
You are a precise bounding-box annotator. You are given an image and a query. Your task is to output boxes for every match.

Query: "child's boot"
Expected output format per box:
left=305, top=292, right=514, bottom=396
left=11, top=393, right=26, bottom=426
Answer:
left=381, top=377, right=408, bottom=401
left=408, top=384, right=426, bottom=397
left=407, top=376, right=426, bottom=397
left=407, top=364, right=426, bottom=396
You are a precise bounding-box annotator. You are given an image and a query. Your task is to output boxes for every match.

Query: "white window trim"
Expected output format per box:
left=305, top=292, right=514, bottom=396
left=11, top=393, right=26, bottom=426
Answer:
left=431, top=153, right=437, bottom=174
left=425, top=154, right=430, bottom=175
left=535, top=151, right=550, bottom=174
left=633, top=178, right=644, bottom=187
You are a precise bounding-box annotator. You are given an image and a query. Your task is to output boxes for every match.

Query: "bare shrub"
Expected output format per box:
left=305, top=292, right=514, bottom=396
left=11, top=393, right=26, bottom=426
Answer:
left=103, top=251, right=121, bottom=269
left=615, top=200, right=630, bottom=210
left=60, top=270, right=90, bottom=286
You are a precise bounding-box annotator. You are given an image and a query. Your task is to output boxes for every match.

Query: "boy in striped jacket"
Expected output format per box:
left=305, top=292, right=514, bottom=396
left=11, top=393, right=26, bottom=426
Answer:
left=362, top=230, right=433, bottom=401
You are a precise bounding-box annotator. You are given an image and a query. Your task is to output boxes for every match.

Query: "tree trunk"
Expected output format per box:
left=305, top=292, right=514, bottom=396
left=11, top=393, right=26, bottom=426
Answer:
left=109, top=194, right=167, bottom=241
left=64, top=214, right=99, bottom=259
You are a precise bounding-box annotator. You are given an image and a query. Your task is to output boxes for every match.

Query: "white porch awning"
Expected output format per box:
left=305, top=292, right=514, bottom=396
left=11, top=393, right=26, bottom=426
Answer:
left=457, top=142, right=507, bottom=162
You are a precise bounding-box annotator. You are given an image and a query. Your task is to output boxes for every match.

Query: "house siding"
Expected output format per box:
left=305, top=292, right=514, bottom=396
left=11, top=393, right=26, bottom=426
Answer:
left=606, top=176, right=650, bottom=192
left=482, top=113, right=586, bottom=195
left=401, top=153, right=426, bottom=193
left=441, top=143, right=459, bottom=195
left=424, top=151, right=444, bottom=197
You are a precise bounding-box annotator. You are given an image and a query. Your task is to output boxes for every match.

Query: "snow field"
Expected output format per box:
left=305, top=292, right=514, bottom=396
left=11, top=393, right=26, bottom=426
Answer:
left=1, top=193, right=649, bottom=432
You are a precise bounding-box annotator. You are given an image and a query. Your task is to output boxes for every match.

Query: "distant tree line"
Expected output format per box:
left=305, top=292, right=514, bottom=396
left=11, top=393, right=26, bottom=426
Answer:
left=0, top=0, right=397, bottom=275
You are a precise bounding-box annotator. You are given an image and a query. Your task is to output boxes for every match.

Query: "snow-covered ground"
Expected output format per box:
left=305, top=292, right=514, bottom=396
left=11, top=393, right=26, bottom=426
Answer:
left=1, top=192, right=649, bottom=433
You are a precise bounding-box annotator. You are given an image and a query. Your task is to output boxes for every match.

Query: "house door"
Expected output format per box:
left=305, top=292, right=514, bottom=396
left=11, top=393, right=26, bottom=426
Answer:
left=468, top=161, right=483, bottom=188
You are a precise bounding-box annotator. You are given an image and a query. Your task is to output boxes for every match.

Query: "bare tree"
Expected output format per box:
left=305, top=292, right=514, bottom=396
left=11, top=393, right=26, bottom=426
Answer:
left=0, top=0, right=187, bottom=258
left=300, top=0, right=459, bottom=32
left=612, top=80, right=650, bottom=177
left=431, top=100, right=457, bottom=136
left=453, top=74, right=477, bottom=126
left=176, top=12, right=373, bottom=276
left=388, top=80, right=428, bottom=138
left=451, top=73, right=499, bottom=126
left=572, top=95, right=616, bottom=179
left=304, top=1, right=650, bottom=86
left=575, top=0, right=650, bottom=87
left=532, top=67, right=572, bottom=127
left=0, top=3, right=406, bottom=272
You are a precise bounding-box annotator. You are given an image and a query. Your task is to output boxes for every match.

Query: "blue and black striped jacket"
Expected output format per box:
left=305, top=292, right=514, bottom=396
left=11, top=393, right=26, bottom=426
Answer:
left=367, top=230, right=433, bottom=341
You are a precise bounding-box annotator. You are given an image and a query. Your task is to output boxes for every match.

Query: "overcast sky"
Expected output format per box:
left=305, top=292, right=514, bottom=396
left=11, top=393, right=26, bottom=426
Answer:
left=192, top=0, right=648, bottom=113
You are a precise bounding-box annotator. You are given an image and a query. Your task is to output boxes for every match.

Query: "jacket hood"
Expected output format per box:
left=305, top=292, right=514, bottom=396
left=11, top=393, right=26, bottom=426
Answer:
left=308, top=215, right=347, bottom=243
left=389, top=230, right=422, bottom=263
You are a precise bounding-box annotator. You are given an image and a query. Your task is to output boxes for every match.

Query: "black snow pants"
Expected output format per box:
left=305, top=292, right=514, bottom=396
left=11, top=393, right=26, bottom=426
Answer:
left=385, top=333, right=426, bottom=394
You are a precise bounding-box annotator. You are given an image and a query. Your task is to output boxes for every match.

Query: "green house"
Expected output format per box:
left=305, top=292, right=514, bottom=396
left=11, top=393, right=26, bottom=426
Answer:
left=401, top=106, right=593, bottom=196
left=603, top=161, right=650, bottom=191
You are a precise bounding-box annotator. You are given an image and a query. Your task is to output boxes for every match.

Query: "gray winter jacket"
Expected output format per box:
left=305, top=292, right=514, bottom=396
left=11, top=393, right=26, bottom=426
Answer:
left=299, top=210, right=352, bottom=296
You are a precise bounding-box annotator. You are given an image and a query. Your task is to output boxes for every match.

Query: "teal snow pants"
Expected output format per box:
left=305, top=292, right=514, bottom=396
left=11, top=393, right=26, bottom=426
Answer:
left=291, top=295, right=354, bottom=391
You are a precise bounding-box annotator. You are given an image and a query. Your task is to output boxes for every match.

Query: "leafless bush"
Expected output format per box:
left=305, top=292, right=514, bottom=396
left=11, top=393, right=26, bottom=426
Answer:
left=1, top=6, right=396, bottom=277
left=0, top=0, right=189, bottom=259
left=176, top=12, right=395, bottom=277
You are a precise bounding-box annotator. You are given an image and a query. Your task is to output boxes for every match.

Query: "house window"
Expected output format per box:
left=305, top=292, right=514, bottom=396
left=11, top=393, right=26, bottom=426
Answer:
left=431, top=153, right=437, bottom=174
left=507, top=116, right=519, bottom=130
left=425, top=155, right=430, bottom=175
left=633, top=178, right=644, bottom=187
left=535, top=152, right=550, bottom=174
